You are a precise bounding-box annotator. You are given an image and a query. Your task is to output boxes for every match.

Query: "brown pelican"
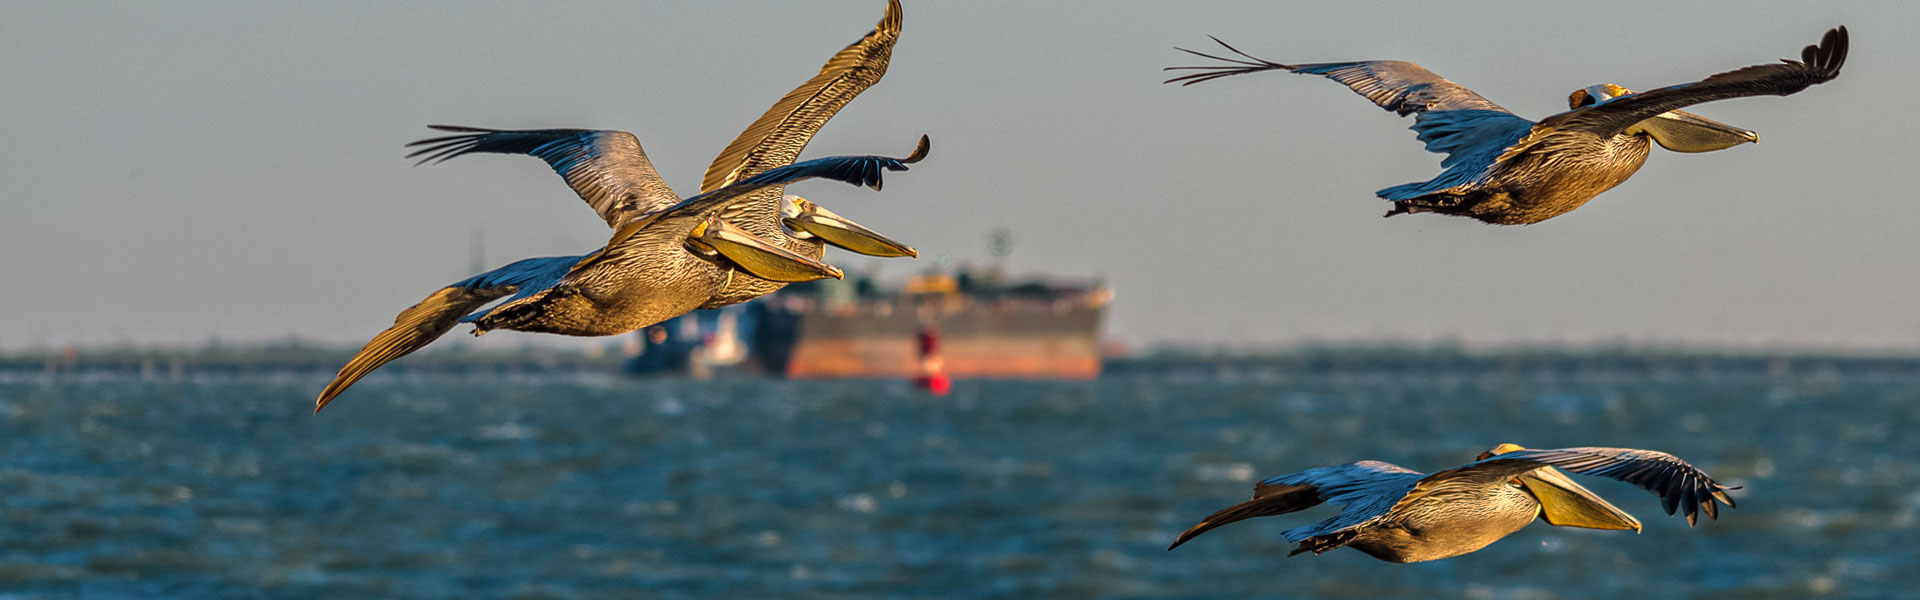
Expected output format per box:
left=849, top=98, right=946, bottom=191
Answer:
left=314, top=135, right=930, bottom=412
left=1168, top=444, right=1735, bottom=563
left=1167, top=27, right=1847, bottom=224
left=314, top=0, right=916, bottom=412
left=697, top=0, right=916, bottom=308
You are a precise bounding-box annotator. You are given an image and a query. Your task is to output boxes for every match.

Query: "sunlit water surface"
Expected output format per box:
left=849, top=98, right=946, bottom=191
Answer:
left=2, top=368, right=1916, bottom=598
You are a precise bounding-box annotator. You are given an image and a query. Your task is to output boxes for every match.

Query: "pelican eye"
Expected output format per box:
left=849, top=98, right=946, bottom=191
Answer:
left=1569, top=89, right=1596, bottom=109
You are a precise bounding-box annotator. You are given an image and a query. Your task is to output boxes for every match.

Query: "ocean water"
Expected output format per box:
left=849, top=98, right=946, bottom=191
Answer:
left=1, top=367, right=1916, bottom=599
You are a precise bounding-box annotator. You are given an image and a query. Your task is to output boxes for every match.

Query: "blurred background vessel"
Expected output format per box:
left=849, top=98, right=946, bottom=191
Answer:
left=625, top=266, right=1110, bottom=380
left=627, top=228, right=1109, bottom=382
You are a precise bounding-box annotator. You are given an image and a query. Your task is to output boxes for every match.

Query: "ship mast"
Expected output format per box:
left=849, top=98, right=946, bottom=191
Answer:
left=987, top=227, right=1013, bottom=282
left=468, top=226, right=486, bottom=274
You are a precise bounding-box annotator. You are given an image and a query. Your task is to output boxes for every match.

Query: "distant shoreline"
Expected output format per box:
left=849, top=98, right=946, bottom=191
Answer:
left=9, top=343, right=1920, bottom=379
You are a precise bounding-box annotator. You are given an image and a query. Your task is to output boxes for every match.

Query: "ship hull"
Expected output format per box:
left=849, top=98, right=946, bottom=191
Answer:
left=628, top=271, right=1109, bottom=380
left=781, top=303, right=1103, bottom=379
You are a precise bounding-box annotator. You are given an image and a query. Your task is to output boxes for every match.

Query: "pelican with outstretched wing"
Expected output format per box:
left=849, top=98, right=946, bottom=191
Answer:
left=1169, top=444, right=1736, bottom=563
left=1168, top=27, right=1847, bottom=224
left=316, top=1, right=920, bottom=412
left=315, top=135, right=929, bottom=412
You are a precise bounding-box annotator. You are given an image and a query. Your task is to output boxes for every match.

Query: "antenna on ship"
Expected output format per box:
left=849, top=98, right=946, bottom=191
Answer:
left=469, top=226, right=485, bottom=274
left=988, top=227, right=1013, bottom=281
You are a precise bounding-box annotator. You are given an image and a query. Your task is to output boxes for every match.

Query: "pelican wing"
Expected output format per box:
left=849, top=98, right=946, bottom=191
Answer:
left=316, top=255, right=580, bottom=412
left=1287, top=60, right=1508, bottom=116
left=1518, top=27, right=1847, bottom=156
left=1167, top=38, right=1535, bottom=196
left=1169, top=460, right=1423, bottom=550
left=564, top=136, right=928, bottom=279
left=405, top=126, right=683, bottom=228
left=1279, top=61, right=1536, bottom=199
left=702, top=0, right=901, bottom=192
left=1168, top=38, right=1513, bottom=114
left=1269, top=461, right=1426, bottom=543
left=1410, top=447, right=1736, bottom=526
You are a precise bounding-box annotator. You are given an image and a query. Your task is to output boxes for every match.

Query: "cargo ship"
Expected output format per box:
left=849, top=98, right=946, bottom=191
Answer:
left=625, top=266, right=1109, bottom=379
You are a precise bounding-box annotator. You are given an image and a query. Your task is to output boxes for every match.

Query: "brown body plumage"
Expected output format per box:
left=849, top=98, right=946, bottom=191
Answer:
left=473, top=224, right=731, bottom=338
left=1430, top=133, right=1655, bottom=225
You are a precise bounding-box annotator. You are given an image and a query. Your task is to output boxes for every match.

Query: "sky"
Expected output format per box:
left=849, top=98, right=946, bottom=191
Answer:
left=2, top=1, right=1915, bottom=352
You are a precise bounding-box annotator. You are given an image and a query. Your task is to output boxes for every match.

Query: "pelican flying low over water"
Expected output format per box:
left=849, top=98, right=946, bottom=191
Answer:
left=1169, top=445, right=1735, bottom=563
left=314, top=135, right=930, bottom=412
left=1168, top=26, right=1847, bottom=224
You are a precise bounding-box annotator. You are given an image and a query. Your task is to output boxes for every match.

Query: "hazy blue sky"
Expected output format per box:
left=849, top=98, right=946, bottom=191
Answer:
left=3, top=1, right=1914, bottom=351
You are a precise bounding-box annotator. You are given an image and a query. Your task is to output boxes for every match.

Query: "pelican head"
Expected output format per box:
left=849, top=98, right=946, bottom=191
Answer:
left=782, top=195, right=919, bottom=258
left=1481, top=443, right=1643, bottom=532
left=1571, top=83, right=1758, bottom=153
left=1566, top=83, right=1633, bottom=109
left=689, top=215, right=844, bottom=282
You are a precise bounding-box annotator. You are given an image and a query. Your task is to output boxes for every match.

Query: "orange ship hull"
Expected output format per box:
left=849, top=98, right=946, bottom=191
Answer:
left=783, top=303, right=1104, bottom=379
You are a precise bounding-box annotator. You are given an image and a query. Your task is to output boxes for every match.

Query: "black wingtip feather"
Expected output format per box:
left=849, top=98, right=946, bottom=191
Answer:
left=902, top=135, right=931, bottom=164
left=405, top=134, right=472, bottom=149
left=1795, top=26, right=1848, bottom=80
left=425, top=124, right=492, bottom=133
left=403, top=126, right=501, bottom=166
left=1163, top=36, right=1295, bottom=86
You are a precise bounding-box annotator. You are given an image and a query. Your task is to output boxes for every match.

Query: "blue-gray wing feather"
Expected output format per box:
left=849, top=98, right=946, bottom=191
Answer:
left=1284, top=61, right=1511, bottom=116
left=452, top=255, right=582, bottom=322
left=1166, top=42, right=1534, bottom=200
left=1281, top=62, right=1535, bottom=200
left=405, top=126, right=683, bottom=228
left=1375, top=110, right=1534, bottom=201
left=1253, top=460, right=1424, bottom=542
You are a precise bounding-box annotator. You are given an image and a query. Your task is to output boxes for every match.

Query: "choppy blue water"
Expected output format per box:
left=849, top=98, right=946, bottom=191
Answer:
left=2, top=367, right=1916, bottom=599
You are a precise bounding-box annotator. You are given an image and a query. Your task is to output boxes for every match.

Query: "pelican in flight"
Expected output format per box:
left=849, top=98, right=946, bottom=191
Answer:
left=315, top=1, right=916, bottom=412
left=1167, top=26, right=1847, bottom=224
left=315, top=135, right=928, bottom=412
left=1169, top=444, right=1736, bottom=563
